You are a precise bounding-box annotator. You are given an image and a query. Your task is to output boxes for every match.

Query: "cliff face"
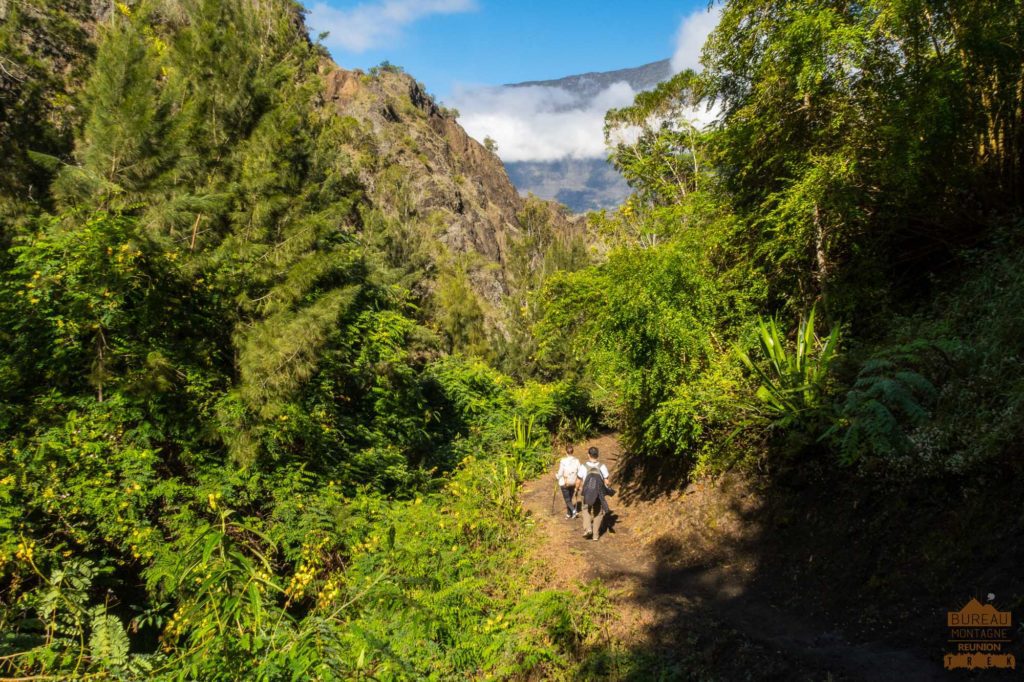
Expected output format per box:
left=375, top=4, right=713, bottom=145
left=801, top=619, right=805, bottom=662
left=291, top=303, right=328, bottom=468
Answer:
left=322, top=65, right=561, bottom=307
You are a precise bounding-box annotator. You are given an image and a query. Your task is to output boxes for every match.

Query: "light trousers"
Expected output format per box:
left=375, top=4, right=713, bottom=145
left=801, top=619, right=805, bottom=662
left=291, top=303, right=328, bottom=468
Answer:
left=582, top=502, right=604, bottom=540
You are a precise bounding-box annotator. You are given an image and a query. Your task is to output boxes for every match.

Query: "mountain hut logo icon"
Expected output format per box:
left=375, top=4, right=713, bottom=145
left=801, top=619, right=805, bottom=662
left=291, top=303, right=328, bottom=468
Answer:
left=947, top=598, right=1011, bottom=627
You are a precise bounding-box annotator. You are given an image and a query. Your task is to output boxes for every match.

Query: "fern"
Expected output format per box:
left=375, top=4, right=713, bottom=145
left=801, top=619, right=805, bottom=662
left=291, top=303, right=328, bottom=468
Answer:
left=827, top=347, right=938, bottom=465
left=89, top=613, right=130, bottom=669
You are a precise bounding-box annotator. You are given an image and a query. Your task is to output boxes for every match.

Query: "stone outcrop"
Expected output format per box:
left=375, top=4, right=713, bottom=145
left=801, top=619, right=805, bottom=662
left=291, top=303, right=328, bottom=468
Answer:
left=321, top=63, right=571, bottom=308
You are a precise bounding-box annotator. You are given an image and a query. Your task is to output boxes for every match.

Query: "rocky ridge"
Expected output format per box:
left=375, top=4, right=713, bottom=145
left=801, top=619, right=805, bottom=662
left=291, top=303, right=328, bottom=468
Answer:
left=322, top=64, right=572, bottom=309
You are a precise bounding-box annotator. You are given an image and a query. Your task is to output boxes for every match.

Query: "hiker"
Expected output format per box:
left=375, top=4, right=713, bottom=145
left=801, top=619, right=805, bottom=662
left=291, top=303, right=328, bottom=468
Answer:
left=555, top=444, right=581, bottom=519
left=575, top=446, right=611, bottom=541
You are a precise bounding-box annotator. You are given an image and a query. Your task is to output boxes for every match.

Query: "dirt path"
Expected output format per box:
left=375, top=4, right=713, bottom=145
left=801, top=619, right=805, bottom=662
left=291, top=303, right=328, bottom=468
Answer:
left=520, top=434, right=948, bottom=681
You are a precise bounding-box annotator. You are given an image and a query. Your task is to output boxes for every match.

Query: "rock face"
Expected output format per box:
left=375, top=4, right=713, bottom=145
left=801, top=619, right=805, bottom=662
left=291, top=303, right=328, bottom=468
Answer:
left=323, top=64, right=563, bottom=306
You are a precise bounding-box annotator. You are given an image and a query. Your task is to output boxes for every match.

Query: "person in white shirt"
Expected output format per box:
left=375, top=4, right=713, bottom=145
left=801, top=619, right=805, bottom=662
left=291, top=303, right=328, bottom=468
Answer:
left=575, top=446, right=611, bottom=540
left=555, top=445, right=581, bottom=519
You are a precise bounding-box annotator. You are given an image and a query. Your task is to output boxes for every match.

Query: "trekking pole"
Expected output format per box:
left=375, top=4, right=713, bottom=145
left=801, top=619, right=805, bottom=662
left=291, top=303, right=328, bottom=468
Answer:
left=551, top=479, right=558, bottom=514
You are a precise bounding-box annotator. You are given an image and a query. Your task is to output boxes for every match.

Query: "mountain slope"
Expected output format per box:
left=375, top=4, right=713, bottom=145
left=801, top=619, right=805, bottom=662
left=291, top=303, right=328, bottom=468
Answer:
left=323, top=65, right=526, bottom=304
left=505, top=157, right=630, bottom=215
left=0, top=3, right=593, bottom=678
left=319, top=62, right=584, bottom=358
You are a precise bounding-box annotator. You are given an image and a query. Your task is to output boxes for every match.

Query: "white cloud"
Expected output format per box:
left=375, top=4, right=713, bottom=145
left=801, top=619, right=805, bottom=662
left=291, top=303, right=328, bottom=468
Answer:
left=308, top=0, right=476, bottom=53
left=670, top=6, right=721, bottom=73
left=449, top=81, right=638, bottom=162
left=446, top=7, right=722, bottom=163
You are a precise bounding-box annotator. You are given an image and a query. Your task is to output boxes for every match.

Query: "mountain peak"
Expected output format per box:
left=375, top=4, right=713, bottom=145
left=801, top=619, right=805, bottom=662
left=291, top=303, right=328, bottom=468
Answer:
left=505, top=59, right=673, bottom=98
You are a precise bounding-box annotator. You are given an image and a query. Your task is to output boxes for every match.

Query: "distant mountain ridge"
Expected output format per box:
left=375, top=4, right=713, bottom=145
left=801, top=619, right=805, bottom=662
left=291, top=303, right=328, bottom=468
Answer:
left=506, top=59, right=673, bottom=98
left=504, top=158, right=629, bottom=215
left=499, top=60, right=674, bottom=213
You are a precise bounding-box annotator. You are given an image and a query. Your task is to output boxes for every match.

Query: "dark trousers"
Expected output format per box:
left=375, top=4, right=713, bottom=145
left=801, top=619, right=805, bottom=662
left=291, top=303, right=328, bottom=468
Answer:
left=560, top=486, right=575, bottom=515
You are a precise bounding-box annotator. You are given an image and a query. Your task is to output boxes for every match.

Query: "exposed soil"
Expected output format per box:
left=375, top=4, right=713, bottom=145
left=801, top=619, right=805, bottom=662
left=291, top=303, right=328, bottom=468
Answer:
left=520, top=434, right=961, bottom=681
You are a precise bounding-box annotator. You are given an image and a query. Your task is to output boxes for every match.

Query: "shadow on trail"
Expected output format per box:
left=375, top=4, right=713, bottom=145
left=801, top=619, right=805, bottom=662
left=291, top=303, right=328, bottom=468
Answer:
left=586, top=450, right=963, bottom=681
left=600, top=510, right=620, bottom=537
left=523, top=435, right=1021, bottom=680
left=617, top=534, right=946, bottom=681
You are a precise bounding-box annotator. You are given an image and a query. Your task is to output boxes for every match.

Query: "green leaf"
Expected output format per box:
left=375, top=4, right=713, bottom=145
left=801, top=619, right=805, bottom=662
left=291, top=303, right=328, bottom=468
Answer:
left=89, top=613, right=130, bottom=668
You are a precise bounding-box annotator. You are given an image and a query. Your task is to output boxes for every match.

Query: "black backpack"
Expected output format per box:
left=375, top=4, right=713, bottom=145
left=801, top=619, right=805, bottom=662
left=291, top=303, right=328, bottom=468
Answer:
left=581, top=463, right=604, bottom=506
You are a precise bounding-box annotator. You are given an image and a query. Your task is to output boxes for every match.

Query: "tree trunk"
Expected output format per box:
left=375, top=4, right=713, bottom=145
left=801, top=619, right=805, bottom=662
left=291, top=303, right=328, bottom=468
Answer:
left=814, top=201, right=829, bottom=292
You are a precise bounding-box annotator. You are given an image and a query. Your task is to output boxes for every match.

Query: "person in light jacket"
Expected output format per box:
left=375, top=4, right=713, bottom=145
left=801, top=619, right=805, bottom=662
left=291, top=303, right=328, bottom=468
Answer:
left=555, top=444, right=580, bottom=519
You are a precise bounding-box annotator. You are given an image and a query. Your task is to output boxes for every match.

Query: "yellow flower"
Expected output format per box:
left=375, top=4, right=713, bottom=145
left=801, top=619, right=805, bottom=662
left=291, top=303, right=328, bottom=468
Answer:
left=15, top=540, right=34, bottom=562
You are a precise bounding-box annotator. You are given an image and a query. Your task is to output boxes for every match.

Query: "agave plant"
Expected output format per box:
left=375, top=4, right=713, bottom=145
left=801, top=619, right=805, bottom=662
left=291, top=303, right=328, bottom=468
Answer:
left=738, top=305, right=840, bottom=428
left=556, top=414, right=594, bottom=443
left=511, top=414, right=550, bottom=478
left=512, top=414, right=546, bottom=451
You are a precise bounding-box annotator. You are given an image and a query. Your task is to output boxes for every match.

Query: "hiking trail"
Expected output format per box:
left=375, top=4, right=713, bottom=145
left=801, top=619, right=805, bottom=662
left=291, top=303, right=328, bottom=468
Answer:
left=520, top=434, right=947, bottom=681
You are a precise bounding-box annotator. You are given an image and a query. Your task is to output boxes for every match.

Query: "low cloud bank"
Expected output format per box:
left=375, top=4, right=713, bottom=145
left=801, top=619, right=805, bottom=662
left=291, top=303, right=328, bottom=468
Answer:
left=449, top=82, right=638, bottom=162
left=450, top=7, right=721, bottom=163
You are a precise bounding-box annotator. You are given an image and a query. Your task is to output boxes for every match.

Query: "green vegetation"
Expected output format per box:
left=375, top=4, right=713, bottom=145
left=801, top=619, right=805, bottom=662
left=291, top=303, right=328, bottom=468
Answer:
left=0, top=1, right=597, bottom=678
left=1, top=0, right=1022, bottom=678
left=738, top=306, right=840, bottom=431
left=544, top=0, right=1024, bottom=479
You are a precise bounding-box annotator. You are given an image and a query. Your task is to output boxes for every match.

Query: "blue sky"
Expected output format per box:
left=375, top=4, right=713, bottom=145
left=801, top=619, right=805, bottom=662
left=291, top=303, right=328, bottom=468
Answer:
left=305, top=0, right=710, bottom=99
